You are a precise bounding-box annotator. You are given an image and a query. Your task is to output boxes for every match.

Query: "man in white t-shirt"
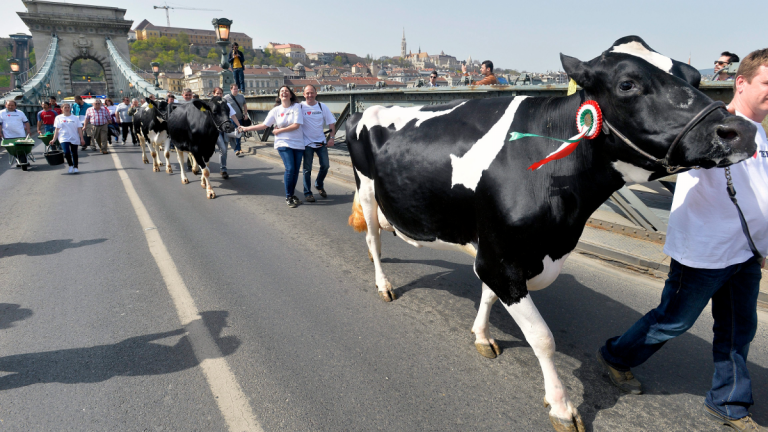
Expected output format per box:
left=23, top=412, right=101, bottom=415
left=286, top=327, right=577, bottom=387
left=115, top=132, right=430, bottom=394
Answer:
left=0, top=100, right=31, bottom=140
left=598, top=48, right=768, bottom=430
left=300, top=85, right=336, bottom=202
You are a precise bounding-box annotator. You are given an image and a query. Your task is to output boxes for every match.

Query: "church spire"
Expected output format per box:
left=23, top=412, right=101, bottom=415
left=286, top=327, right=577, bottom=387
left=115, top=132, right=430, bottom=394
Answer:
left=401, top=28, right=407, bottom=58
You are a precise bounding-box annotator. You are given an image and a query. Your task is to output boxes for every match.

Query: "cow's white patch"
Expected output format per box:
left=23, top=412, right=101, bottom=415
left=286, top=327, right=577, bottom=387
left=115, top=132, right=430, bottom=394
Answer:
left=449, top=96, right=529, bottom=191
left=668, top=87, right=695, bottom=109
left=395, top=228, right=478, bottom=257
left=148, top=130, right=168, bottom=145
left=611, top=41, right=673, bottom=73
left=355, top=102, right=467, bottom=137
left=612, top=161, right=653, bottom=183
left=526, top=254, right=569, bottom=291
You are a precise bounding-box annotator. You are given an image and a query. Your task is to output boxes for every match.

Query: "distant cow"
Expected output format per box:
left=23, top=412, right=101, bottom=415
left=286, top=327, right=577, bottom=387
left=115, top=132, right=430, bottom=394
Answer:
left=166, top=97, right=235, bottom=199
left=346, top=36, right=756, bottom=432
left=134, top=100, right=172, bottom=172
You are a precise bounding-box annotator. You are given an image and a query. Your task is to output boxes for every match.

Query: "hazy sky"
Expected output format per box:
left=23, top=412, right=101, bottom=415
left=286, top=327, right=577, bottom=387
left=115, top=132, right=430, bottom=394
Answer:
left=5, top=0, right=764, bottom=71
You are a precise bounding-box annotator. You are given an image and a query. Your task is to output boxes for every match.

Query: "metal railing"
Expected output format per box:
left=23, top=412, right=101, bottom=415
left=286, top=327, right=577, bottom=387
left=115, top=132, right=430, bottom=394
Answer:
left=105, top=37, right=167, bottom=99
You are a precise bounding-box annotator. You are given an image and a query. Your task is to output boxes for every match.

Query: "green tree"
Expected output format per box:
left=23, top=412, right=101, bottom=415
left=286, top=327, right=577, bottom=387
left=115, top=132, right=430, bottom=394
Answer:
left=207, top=48, right=219, bottom=60
left=176, top=31, right=189, bottom=48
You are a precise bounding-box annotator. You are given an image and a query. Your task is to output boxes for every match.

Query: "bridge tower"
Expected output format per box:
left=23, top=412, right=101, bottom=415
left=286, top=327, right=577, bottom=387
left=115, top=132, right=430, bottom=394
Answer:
left=17, top=0, right=133, bottom=97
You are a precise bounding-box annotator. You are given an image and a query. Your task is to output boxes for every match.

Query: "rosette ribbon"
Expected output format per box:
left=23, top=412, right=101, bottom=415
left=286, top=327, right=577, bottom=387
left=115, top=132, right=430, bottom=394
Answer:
left=509, top=100, right=603, bottom=171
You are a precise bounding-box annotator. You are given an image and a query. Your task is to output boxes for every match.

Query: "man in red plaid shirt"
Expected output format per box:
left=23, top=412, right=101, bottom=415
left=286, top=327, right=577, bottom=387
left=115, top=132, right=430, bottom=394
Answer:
left=83, top=99, right=113, bottom=154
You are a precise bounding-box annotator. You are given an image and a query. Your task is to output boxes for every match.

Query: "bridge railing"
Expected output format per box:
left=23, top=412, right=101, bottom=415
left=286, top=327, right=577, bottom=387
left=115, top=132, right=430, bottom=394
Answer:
left=0, top=35, right=60, bottom=105
left=105, top=37, right=168, bottom=100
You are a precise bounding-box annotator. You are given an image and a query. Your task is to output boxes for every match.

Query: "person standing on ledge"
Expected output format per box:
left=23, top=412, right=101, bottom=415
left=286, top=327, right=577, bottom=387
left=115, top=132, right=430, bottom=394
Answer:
left=462, top=60, right=498, bottom=85
left=228, top=42, right=245, bottom=93
left=597, top=48, right=768, bottom=432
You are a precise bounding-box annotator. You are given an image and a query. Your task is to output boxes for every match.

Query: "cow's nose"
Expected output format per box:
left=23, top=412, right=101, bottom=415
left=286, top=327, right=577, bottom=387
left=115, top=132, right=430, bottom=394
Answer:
left=715, top=124, right=739, bottom=142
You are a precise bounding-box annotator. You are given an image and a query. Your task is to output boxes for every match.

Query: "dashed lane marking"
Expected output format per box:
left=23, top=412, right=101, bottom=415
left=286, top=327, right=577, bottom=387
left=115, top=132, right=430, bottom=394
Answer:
left=110, top=150, right=263, bottom=432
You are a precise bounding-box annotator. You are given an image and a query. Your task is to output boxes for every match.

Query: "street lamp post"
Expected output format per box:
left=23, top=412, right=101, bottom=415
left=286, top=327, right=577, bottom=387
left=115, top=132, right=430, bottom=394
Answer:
left=150, top=62, right=161, bottom=89
left=128, top=82, right=134, bottom=98
left=212, top=18, right=234, bottom=91
left=8, top=58, right=21, bottom=89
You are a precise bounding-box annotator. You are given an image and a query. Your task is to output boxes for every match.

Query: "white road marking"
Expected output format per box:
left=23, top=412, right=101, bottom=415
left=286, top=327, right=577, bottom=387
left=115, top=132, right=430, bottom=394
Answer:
left=110, top=150, right=263, bottom=432
left=450, top=96, right=528, bottom=190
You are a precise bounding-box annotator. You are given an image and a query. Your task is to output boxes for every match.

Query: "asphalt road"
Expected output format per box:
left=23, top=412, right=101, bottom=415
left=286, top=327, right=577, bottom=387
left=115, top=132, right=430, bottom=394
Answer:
left=0, top=139, right=766, bottom=432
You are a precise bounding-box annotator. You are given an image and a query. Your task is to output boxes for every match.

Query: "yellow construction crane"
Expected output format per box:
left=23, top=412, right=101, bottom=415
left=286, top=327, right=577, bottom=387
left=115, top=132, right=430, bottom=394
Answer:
left=153, top=3, right=222, bottom=27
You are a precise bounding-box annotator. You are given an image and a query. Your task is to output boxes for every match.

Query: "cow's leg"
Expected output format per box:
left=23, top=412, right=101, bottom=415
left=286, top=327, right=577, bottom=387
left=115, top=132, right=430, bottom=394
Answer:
left=164, top=138, right=173, bottom=174
left=139, top=135, right=149, bottom=164
left=471, top=283, right=501, bottom=358
left=189, top=153, right=200, bottom=175
left=357, top=177, right=394, bottom=302
left=195, top=154, right=214, bottom=199
left=149, top=138, right=161, bottom=172
left=177, top=149, right=189, bottom=184
left=504, top=295, right=584, bottom=432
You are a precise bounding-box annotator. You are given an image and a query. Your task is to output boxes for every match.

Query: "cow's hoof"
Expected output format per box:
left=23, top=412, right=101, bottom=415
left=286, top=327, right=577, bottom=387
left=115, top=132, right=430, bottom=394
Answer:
left=166, top=167, right=173, bottom=174
left=544, top=399, right=585, bottom=432
left=474, top=341, right=501, bottom=359
left=377, top=282, right=396, bottom=302
left=142, top=158, right=149, bottom=164
left=153, top=166, right=160, bottom=172
left=181, top=178, right=189, bottom=184
left=207, top=190, right=216, bottom=199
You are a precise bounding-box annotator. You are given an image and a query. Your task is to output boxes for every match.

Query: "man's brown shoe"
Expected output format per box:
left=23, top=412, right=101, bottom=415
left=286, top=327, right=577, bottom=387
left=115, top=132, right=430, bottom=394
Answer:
left=596, top=349, right=642, bottom=394
left=704, top=405, right=766, bottom=431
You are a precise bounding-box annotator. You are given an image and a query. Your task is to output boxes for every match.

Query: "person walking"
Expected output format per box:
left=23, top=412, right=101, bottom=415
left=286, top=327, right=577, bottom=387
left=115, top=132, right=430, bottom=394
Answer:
left=239, top=86, right=304, bottom=207
left=224, top=83, right=247, bottom=156
left=49, top=96, right=62, bottom=115
left=179, top=88, right=194, bottom=104
left=597, top=48, right=768, bottom=431
left=36, top=101, right=57, bottom=135
left=212, top=87, right=241, bottom=179
left=115, top=97, right=136, bottom=145
left=83, top=99, right=113, bottom=154
left=104, top=98, right=119, bottom=144
left=52, top=103, right=84, bottom=174
left=72, top=96, right=91, bottom=150
left=0, top=100, right=31, bottom=140
left=228, top=42, right=245, bottom=93
left=300, top=84, right=336, bottom=202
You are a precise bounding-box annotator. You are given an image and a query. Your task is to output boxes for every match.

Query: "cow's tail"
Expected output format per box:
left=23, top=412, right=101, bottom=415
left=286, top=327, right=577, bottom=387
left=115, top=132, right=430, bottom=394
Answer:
left=348, top=191, right=368, bottom=233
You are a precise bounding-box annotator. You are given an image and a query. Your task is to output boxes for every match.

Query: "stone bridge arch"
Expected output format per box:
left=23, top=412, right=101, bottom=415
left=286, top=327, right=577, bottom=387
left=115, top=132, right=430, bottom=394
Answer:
left=17, top=0, right=133, bottom=97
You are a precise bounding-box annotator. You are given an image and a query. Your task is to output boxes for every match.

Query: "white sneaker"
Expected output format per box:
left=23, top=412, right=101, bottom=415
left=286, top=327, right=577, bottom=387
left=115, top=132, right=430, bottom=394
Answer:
left=68, top=166, right=74, bottom=173
left=73, top=167, right=79, bottom=173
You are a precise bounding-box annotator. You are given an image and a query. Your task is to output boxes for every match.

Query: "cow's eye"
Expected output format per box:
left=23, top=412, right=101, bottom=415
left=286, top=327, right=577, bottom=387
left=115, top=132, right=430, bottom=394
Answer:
left=619, top=81, right=635, bottom=92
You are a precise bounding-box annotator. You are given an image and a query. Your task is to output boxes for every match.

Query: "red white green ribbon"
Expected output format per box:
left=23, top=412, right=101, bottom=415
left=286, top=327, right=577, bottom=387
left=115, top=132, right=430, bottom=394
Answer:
left=509, top=100, right=603, bottom=171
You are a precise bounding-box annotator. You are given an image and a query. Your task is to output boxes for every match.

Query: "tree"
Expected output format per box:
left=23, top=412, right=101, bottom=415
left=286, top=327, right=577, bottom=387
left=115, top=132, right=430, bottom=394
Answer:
left=207, top=48, right=219, bottom=60
left=176, top=31, right=189, bottom=48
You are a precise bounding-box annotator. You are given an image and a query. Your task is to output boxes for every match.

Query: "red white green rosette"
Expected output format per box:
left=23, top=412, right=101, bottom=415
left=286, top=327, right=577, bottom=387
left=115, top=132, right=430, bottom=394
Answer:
left=509, top=100, right=603, bottom=171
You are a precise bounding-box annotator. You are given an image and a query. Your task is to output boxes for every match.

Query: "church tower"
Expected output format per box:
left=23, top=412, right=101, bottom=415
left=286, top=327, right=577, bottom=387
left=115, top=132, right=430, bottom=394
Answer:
left=401, top=28, right=407, bottom=58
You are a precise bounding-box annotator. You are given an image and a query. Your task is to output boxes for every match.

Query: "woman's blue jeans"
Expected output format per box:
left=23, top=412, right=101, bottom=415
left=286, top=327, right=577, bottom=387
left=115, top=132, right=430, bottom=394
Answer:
left=277, top=147, right=304, bottom=199
left=600, top=257, right=762, bottom=420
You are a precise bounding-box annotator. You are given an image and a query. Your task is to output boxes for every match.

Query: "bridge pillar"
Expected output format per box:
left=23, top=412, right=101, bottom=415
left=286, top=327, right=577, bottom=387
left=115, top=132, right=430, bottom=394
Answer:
left=17, top=0, right=132, bottom=98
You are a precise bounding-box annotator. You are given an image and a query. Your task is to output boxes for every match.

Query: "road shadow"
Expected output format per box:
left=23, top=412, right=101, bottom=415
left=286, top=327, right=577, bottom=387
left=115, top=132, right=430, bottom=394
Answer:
left=0, top=310, right=239, bottom=391
left=380, top=257, right=768, bottom=429
left=1, top=238, right=107, bottom=259
left=0, top=304, right=33, bottom=330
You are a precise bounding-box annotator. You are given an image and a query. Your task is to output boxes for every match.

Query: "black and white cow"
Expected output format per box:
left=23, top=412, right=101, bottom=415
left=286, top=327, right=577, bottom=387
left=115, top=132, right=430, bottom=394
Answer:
left=346, top=36, right=757, bottom=432
left=134, top=100, right=172, bottom=172
left=166, top=97, right=235, bottom=199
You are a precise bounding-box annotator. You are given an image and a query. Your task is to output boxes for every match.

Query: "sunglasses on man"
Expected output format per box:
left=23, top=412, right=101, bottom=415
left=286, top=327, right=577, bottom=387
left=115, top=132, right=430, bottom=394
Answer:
left=714, top=61, right=729, bottom=66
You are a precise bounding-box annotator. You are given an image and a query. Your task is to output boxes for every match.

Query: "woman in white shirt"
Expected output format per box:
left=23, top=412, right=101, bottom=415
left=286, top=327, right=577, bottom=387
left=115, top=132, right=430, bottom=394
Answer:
left=240, top=86, right=305, bottom=208
left=51, top=103, right=85, bottom=174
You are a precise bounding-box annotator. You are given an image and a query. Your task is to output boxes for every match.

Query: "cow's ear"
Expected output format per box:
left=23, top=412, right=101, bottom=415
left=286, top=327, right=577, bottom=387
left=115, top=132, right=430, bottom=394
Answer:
left=672, top=61, right=702, bottom=89
left=192, top=100, right=210, bottom=112
left=561, top=54, right=595, bottom=89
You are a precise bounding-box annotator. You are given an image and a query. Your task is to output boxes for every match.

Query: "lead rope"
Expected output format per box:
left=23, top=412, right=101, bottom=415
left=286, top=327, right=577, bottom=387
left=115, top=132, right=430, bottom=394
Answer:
left=725, top=167, right=764, bottom=260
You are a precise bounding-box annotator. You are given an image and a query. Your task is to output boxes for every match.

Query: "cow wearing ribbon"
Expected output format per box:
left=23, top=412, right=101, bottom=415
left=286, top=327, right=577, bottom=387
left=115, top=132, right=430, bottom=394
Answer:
left=346, top=36, right=757, bottom=432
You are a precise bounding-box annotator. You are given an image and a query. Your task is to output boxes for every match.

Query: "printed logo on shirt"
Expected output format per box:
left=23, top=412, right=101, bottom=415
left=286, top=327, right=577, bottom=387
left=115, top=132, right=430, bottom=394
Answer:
left=759, top=150, right=768, bottom=158
left=280, top=113, right=285, bottom=117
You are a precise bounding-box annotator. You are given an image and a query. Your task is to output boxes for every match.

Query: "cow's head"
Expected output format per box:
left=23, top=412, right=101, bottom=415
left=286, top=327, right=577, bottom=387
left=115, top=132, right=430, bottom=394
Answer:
left=561, top=36, right=757, bottom=182
left=148, top=100, right=169, bottom=123
left=204, top=97, right=236, bottom=134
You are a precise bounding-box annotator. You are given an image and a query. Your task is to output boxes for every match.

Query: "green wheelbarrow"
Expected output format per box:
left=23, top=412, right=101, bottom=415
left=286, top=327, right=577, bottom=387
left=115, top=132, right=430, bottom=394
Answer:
left=1, top=136, right=37, bottom=171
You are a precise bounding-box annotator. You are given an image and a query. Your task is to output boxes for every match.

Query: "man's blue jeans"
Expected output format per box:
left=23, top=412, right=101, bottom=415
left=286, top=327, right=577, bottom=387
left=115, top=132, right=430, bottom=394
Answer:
left=303, top=145, right=329, bottom=196
left=600, top=257, right=762, bottom=420
left=232, top=68, right=245, bottom=92
left=277, top=147, right=304, bottom=198
left=217, top=132, right=235, bottom=172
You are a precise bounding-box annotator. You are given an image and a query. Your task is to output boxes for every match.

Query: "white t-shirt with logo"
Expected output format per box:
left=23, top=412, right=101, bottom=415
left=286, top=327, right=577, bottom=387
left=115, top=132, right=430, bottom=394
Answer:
left=53, top=114, right=82, bottom=145
left=301, top=101, right=336, bottom=148
left=664, top=111, right=768, bottom=268
left=263, top=104, right=304, bottom=150
left=0, top=109, right=29, bottom=139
